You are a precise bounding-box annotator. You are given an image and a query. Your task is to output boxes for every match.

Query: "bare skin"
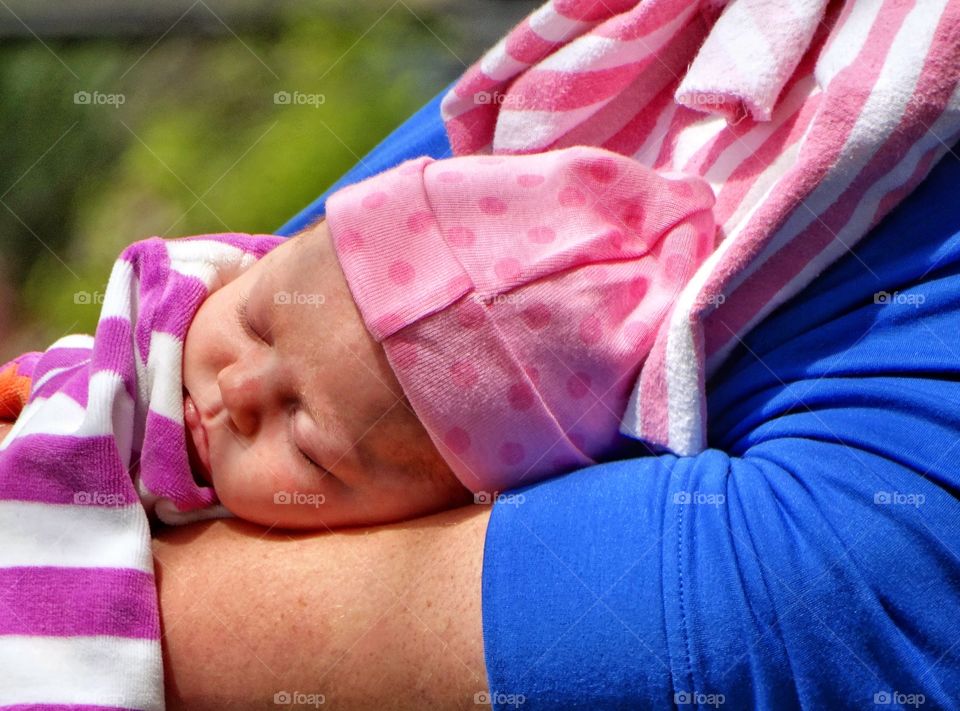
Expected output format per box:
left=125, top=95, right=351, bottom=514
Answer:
left=153, top=502, right=491, bottom=710
left=182, top=221, right=471, bottom=530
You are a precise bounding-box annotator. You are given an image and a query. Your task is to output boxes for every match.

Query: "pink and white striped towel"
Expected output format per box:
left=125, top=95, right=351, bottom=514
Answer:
left=442, top=0, right=960, bottom=455
left=0, top=233, right=279, bottom=709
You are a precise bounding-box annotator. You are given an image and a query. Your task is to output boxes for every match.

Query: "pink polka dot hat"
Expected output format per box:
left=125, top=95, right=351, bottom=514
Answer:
left=325, top=145, right=716, bottom=495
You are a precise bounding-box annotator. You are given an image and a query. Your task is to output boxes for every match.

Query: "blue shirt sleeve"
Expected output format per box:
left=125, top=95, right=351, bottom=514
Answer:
left=482, top=149, right=960, bottom=710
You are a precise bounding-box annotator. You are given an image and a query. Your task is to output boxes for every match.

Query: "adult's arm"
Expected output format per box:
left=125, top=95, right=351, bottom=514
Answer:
left=154, top=505, right=489, bottom=710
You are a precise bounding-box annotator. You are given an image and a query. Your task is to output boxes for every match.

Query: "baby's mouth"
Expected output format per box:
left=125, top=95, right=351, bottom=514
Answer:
left=183, top=391, right=213, bottom=485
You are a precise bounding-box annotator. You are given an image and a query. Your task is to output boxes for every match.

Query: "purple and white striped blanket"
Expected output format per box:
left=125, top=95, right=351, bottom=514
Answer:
left=0, top=233, right=279, bottom=709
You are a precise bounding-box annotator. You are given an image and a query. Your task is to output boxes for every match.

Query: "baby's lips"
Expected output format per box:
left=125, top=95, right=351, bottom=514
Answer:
left=183, top=393, right=212, bottom=484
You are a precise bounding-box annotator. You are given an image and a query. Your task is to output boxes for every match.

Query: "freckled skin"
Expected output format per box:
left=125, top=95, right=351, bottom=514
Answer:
left=154, top=506, right=490, bottom=710
left=181, top=221, right=470, bottom=530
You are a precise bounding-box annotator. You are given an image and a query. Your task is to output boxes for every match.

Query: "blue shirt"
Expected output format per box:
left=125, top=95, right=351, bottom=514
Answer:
left=279, top=90, right=960, bottom=711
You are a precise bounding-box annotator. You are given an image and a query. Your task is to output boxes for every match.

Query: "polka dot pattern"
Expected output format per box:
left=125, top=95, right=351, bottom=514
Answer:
left=336, top=229, right=365, bottom=255
left=606, top=229, right=625, bottom=251
left=445, top=226, right=475, bottom=247
left=620, top=201, right=644, bottom=230
left=508, top=382, right=535, bottom=411
left=579, top=315, right=603, bottom=344
left=629, top=278, right=649, bottom=300
left=580, top=157, right=619, bottom=184
left=527, top=226, right=555, bottom=244
left=479, top=196, right=508, bottom=215
left=406, top=211, right=434, bottom=233
left=672, top=181, right=695, bottom=199
left=456, top=299, right=485, bottom=329
left=450, top=360, right=478, bottom=389
left=520, top=303, right=552, bottom=330
left=559, top=186, right=586, bottom=206
left=444, top=427, right=471, bottom=454
left=388, top=260, right=416, bottom=286
left=605, top=289, right=633, bottom=320
left=323, top=145, right=717, bottom=496
left=517, top=173, right=545, bottom=187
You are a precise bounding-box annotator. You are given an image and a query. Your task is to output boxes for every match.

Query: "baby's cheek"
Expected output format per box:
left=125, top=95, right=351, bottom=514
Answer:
left=215, top=444, right=345, bottom=527
left=212, top=446, right=283, bottom=509
left=243, top=453, right=303, bottom=504
left=256, top=453, right=336, bottom=508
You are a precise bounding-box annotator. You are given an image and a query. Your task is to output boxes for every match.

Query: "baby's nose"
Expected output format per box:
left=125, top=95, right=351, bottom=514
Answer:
left=218, top=361, right=267, bottom=438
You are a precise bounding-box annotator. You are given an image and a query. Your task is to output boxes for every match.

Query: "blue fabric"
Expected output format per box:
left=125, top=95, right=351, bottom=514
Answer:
left=483, top=150, right=960, bottom=711
left=277, top=84, right=960, bottom=709
left=275, top=85, right=454, bottom=236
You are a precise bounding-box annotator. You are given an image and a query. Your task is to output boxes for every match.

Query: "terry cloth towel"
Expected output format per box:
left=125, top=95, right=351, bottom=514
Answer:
left=441, top=0, right=960, bottom=455
left=0, top=233, right=279, bottom=709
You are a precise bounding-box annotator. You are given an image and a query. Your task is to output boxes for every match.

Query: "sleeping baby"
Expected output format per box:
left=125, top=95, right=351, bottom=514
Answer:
left=0, top=145, right=716, bottom=530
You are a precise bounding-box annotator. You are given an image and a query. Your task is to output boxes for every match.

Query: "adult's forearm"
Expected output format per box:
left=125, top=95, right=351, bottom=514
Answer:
left=153, top=505, right=489, bottom=710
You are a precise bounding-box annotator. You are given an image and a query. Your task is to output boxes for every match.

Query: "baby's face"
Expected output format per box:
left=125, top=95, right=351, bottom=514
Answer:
left=181, top=221, right=467, bottom=529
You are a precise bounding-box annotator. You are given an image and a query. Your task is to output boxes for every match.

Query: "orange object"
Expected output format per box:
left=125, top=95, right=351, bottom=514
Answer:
left=0, top=361, right=32, bottom=422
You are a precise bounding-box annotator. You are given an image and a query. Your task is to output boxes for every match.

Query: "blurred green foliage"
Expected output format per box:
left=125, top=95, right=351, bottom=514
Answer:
left=0, top=3, right=464, bottom=356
